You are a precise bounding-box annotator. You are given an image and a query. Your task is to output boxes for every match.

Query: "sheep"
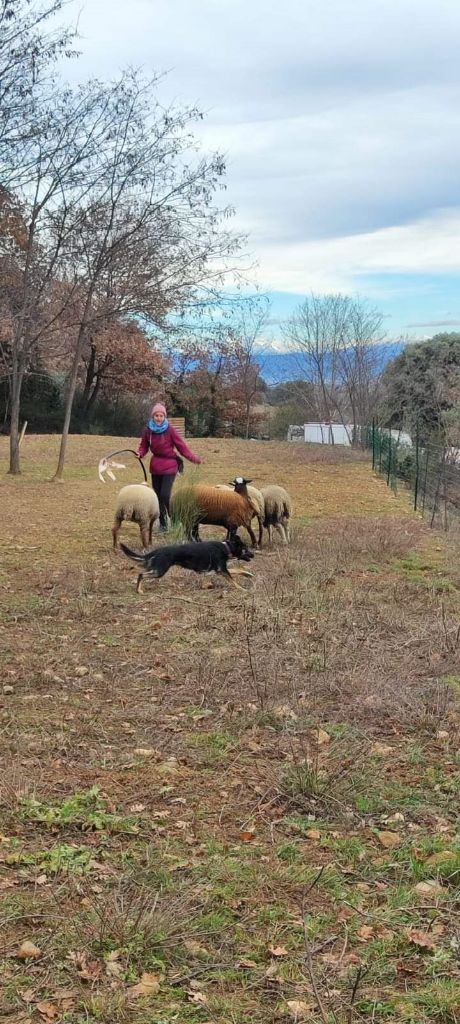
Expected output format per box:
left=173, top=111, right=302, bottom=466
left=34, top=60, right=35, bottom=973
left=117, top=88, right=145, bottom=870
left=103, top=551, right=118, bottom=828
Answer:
left=112, top=483, right=159, bottom=550
left=260, top=484, right=292, bottom=544
left=171, top=477, right=259, bottom=547
left=216, top=483, right=265, bottom=547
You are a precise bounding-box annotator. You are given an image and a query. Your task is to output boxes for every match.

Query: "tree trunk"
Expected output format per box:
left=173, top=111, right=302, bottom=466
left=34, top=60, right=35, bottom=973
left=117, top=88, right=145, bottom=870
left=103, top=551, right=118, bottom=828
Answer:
left=51, top=327, right=86, bottom=481
left=245, top=402, right=251, bottom=440
left=84, top=369, right=102, bottom=422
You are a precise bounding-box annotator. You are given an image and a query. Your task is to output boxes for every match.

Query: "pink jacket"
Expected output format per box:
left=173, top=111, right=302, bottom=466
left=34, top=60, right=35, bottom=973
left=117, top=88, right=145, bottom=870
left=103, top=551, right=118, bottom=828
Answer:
left=137, top=424, right=201, bottom=476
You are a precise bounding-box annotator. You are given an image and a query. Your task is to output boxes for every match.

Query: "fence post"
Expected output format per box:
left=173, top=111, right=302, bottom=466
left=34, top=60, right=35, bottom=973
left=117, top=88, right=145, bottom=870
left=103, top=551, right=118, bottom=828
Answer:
left=442, top=453, right=448, bottom=531
left=421, top=448, right=429, bottom=513
left=387, top=430, right=392, bottom=486
left=430, top=451, right=444, bottom=528
left=413, top=425, right=419, bottom=511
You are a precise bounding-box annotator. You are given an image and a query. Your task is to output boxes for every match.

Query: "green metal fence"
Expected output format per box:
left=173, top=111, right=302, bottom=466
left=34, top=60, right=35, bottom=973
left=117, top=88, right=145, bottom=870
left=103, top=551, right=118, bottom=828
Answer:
left=368, top=422, right=460, bottom=529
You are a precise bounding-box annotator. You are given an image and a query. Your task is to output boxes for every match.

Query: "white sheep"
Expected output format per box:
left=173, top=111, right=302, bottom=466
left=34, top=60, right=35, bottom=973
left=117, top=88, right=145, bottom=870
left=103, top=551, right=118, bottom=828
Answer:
left=112, top=483, right=160, bottom=550
left=216, top=483, right=265, bottom=547
left=260, top=484, right=293, bottom=544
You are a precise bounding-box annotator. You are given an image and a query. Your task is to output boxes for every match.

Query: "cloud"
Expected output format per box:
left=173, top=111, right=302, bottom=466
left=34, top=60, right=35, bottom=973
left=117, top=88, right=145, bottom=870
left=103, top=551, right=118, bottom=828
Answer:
left=405, top=319, right=460, bottom=328
left=62, top=0, right=460, bottom=296
left=249, top=207, right=460, bottom=293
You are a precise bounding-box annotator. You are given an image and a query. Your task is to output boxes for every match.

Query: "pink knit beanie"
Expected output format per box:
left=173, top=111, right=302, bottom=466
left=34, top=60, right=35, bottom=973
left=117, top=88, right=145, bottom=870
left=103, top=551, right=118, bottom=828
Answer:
left=151, top=402, right=167, bottom=417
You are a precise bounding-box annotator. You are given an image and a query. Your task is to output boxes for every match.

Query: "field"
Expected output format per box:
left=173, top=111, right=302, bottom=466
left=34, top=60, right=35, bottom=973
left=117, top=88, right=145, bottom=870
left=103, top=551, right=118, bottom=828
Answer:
left=0, top=435, right=459, bottom=1024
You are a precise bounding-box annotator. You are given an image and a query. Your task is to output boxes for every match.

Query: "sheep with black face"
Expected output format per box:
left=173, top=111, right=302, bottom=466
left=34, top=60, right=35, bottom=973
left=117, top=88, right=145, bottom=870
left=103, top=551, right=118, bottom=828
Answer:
left=171, top=477, right=259, bottom=547
left=216, top=482, right=265, bottom=547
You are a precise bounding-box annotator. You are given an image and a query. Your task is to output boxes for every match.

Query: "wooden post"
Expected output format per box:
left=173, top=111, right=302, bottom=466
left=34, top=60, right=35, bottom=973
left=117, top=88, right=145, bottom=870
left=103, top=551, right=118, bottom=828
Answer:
left=18, top=421, right=28, bottom=447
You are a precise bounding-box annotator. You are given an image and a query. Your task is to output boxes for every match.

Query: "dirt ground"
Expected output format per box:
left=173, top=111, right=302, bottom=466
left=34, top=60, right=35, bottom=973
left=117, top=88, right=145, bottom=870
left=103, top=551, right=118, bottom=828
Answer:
left=0, top=435, right=458, bottom=1024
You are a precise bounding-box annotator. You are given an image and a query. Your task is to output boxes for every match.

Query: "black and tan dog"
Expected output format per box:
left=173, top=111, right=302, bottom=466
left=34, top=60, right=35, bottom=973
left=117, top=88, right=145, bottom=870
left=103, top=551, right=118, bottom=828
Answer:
left=120, top=533, right=255, bottom=593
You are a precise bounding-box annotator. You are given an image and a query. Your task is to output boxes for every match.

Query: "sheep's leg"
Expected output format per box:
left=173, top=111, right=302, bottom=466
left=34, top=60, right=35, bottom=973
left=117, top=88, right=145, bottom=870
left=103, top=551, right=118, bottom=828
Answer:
left=267, top=524, right=273, bottom=545
left=140, top=524, right=149, bottom=548
left=136, top=572, right=145, bottom=594
left=148, top=517, right=155, bottom=544
left=190, top=522, right=201, bottom=542
left=112, top=521, right=121, bottom=549
left=247, top=522, right=257, bottom=548
left=257, top=516, right=263, bottom=548
left=284, top=520, right=291, bottom=543
left=275, top=522, right=288, bottom=544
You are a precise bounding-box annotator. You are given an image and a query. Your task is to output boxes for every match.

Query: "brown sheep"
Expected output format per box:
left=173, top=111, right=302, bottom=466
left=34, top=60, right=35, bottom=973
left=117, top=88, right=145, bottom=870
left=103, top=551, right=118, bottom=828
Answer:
left=171, top=477, right=259, bottom=547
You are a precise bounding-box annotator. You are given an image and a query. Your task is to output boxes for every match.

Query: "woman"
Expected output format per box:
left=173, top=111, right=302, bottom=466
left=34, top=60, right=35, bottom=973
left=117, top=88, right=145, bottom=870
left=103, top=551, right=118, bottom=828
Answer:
left=136, top=403, right=201, bottom=532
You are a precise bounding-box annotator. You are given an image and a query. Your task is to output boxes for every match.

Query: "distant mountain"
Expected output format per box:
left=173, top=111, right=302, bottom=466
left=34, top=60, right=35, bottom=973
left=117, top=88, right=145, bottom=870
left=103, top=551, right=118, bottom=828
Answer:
left=256, top=341, right=404, bottom=385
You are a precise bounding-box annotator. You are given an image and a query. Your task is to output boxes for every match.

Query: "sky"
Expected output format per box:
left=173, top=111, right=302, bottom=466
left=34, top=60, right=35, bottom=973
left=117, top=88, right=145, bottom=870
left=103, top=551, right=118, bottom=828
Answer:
left=60, top=0, right=460, bottom=345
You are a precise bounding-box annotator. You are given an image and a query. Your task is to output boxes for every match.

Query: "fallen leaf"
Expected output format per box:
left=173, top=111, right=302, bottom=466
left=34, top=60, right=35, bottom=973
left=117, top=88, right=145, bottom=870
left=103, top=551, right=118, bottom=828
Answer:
left=286, top=1000, right=314, bottom=1019
left=415, top=880, right=443, bottom=895
left=133, top=748, right=157, bottom=757
left=68, top=950, right=102, bottom=982
left=129, top=972, right=161, bottom=998
left=184, top=939, right=208, bottom=956
left=315, top=728, right=331, bottom=745
left=407, top=929, right=437, bottom=951
left=337, top=907, right=354, bottom=923
left=236, top=958, right=258, bottom=968
left=356, top=882, right=372, bottom=892
left=426, top=850, right=455, bottom=866
left=105, top=949, right=124, bottom=977
left=239, top=829, right=256, bottom=842
left=265, top=962, right=283, bottom=983
left=74, top=666, right=89, bottom=677
left=397, top=959, right=420, bottom=975
left=371, top=742, right=393, bottom=756
left=17, top=940, right=41, bottom=960
left=268, top=943, right=289, bottom=957
left=377, top=831, right=402, bottom=849
left=357, top=925, right=375, bottom=942
left=21, top=989, right=35, bottom=1003
left=36, top=1003, right=58, bottom=1021
left=305, top=829, right=321, bottom=840
left=35, top=874, right=48, bottom=886
left=187, top=990, right=208, bottom=1005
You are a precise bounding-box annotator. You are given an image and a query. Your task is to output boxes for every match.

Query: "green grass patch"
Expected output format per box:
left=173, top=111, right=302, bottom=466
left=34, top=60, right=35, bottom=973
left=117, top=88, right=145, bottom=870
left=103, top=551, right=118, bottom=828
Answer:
left=20, top=786, right=141, bottom=833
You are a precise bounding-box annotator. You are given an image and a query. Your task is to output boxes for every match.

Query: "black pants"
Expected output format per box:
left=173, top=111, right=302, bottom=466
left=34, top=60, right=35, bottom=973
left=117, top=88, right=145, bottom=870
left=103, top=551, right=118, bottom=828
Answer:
left=152, top=473, right=176, bottom=528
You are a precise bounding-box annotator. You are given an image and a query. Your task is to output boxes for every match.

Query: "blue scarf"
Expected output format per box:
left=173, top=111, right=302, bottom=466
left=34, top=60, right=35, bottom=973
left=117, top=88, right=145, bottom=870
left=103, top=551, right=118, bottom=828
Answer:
left=148, top=417, right=169, bottom=434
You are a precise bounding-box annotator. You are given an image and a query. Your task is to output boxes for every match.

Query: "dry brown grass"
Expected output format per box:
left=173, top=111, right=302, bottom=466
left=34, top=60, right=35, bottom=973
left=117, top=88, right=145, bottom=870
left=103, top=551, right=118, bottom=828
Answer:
left=0, top=435, right=458, bottom=1024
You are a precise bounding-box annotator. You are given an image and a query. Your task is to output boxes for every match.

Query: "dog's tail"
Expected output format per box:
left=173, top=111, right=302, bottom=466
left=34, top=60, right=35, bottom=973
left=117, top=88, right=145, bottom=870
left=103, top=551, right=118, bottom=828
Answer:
left=119, top=542, right=147, bottom=566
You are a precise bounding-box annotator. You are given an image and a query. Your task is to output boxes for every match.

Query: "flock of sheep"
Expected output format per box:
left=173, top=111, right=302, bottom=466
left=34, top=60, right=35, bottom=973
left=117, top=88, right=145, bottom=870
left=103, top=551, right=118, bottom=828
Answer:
left=111, top=477, right=292, bottom=552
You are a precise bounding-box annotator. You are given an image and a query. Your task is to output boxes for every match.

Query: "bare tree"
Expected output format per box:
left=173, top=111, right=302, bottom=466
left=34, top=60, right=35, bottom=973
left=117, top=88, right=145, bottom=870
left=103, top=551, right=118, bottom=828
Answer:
left=1, top=79, right=122, bottom=473
left=50, top=70, right=243, bottom=479
left=227, top=295, right=270, bottom=439
left=336, top=299, right=385, bottom=443
left=283, top=293, right=384, bottom=443
left=0, top=0, right=77, bottom=161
